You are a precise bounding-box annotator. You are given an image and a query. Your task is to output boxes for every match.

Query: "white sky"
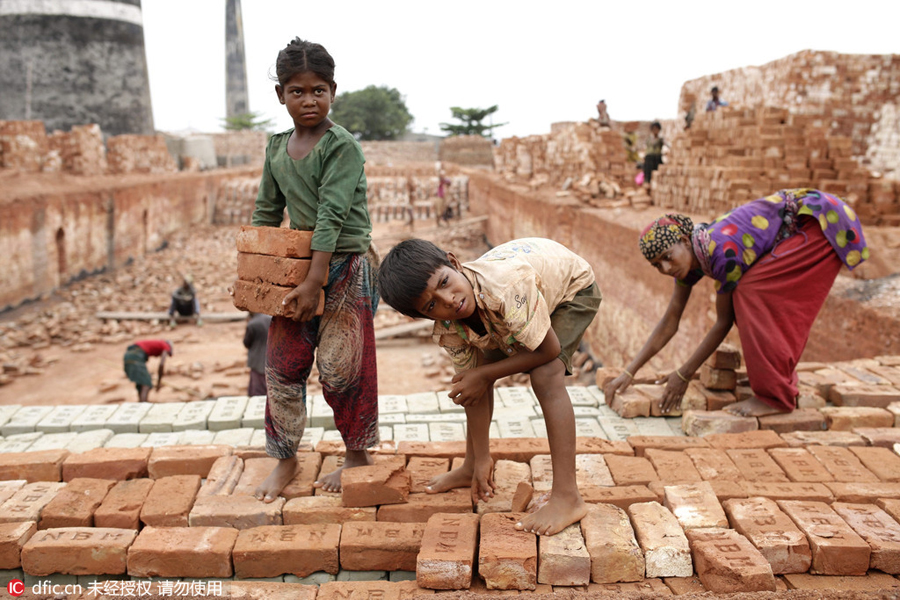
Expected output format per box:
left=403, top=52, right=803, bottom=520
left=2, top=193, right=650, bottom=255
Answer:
left=142, top=0, right=900, bottom=140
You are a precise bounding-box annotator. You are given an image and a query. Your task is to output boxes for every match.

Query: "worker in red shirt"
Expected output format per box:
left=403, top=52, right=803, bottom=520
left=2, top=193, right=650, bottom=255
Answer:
left=123, top=339, right=173, bottom=402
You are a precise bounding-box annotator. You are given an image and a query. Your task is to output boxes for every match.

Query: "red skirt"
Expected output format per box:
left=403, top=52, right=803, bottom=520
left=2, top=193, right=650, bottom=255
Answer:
left=732, top=217, right=842, bottom=412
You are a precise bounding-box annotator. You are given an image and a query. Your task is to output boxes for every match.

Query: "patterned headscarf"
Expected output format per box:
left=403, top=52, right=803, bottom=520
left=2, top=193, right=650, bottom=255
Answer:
left=639, top=214, right=694, bottom=260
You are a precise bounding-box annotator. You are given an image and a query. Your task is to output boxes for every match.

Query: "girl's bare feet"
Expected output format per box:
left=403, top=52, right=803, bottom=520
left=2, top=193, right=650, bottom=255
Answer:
left=424, top=465, right=473, bottom=494
left=724, top=396, right=789, bottom=417
left=254, top=456, right=298, bottom=503
left=313, top=449, right=373, bottom=493
left=515, top=491, right=588, bottom=536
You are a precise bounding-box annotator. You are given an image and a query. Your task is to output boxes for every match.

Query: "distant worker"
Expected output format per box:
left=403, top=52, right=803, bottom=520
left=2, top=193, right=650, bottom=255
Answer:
left=243, top=312, right=272, bottom=397
left=706, top=86, right=728, bottom=112
left=642, top=121, right=664, bottom=187
left=596, top=99, right=611, bottom=127
left=168, top=274, right=201, bottom=328
left=123, top=339, right=173, bottom=403
left=436, top=171, right=453, bottom=225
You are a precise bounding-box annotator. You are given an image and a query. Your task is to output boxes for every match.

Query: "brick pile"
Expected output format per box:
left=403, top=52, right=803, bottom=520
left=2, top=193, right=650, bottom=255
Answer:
left=0, top=120, right=47, bottom=172
left=213, top=177, right=261, bottom=225
left=210, top=130, right=267, bottom=168
left=367, top=175, right=468, bottom=222
left=652, top=105, right=900, bottom=224
left=46, top=124, right=107, bottom=176
left=358, top=141, right=438, bottom=166
left=3, top=430, right=900, bottom=593
left=867, top=101, right=900, bottom=179
left=439, top=135, right=494, bottom=167
left=106, top=134, right=178, bottom=175
left=232, top=225, right=324, bottom=317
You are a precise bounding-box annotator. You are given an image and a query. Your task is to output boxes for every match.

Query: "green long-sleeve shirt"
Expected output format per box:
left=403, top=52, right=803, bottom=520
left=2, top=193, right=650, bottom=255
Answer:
left=252, top=125, right=372, bottom=254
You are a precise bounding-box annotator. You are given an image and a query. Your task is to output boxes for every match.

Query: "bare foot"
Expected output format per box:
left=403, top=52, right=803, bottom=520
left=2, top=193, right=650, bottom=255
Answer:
left=424, top=464, right=474, bottom=494
left=313, top=450, right=373, bottom=493
left=515, top=492, right=588, bottom=536
left=724, top=397, right=789, bottom=417
left=253, top=456, right=297, bottom=503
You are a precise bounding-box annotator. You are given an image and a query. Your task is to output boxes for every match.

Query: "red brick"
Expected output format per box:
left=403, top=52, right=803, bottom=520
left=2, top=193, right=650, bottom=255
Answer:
left=140, top=474, right=200, bottom=527
left=722, top=496, right=811, bottom=574
left=394, top=441, right=465, bottom=460
left=0, top=481, right=25, bottom=506
left=341, top=463, right=411, bottom=507
left=476, top=459, right=529, bottom=515
left=681, top=410, right=758, bottom=437
left=406, top=457, right=450, bottom=494
left=825, top=482, right=900, bottom=503
left=853, top=427, right=900, bottom=448
left=708, top=480, right=748, bottom=502
left=706, top=343, right=742, bottom=370
left=22, top=526, right=136, bottom=575
left=189, top=494, right=283, bottom=529
left=662, top=576, right=706, bottom=595
left=0, top=450, right=68, bottom=483
left=233, top=523, right=340, bottom=578
left=639, top=384, right=683, bottom=417
left=739, top=481, right=834, bottom=503
left=610, top=388, right=651, bottom=418
left=783, top=572, right=900, bottom=591
left=574, top=438, right=634, bottom=456
left=581, top=485, right=658, bottom=509
left=603, top=454, right=659, bottom=486
left=848, top=445, right=900, bottom=481
left=662, top=482, right=728, bottom=529
left=38, top=477, right=115, bottom=529
left=283, top=495, right=376, bottom=525
left=417, top=512, right=480, bottom=589
left=93, top=479, right=155, bottom=530
left=0, top=521, right=36, bottom=569
left=806, top=445, right=879, bottom=482
left=62, top=447, right=151, bottom=481
left=646, top=449, right=702, bottom=484
left=233, top=280, right=324, bottom=317
left=580, top=503, right=643, bottom=584
left=699, top=365, right=737, bottom=390
left=627, top=501, right=692, bottom=578
left=147, top=445, right=233, bottom=479
left=628, top=436, right=709, bottom=457
left=197, top=455, right=244, bottom=497
left=699, top=387, right=737, bottom=411
left=820, top=406, right=893, bottom=431
left=0, top=482, right=66, bottom=524
left=685, top=528, right=776, bottom=593
left=237, top=252, right=314, bottom=287
left=829, top=383, right=900, bottom=408
left=340, top=521, right=425, bottom=571
left=768, top=448, right=834, bottom=483
left=832, top=502, right=900, bottom=574
left=489, top=438, right=551, bottom=463
left=478, top=512, right=536, bottom=590
left=725, top=448, right=788, bottom=482
left=538, top=523, right=590, bottom=586
left=777, top=500, right=870, bottom=575
left=127, top=525, right=238, bottom=578
left=231, top=454, right=321, bottom=499
left=877, top=498, right=900, bottom=522
left=377, top=490, right=472, bottom=522
left=757, top=409, right=826, bottom=433
left=317, top=581, right=435, bottom=600
left=705, top=429, right=787, bottom=450
left=778, top=430, right=865, bottom=447
left=684, top=448, right=742, bottom=481
left=586, top=579, right=673, bottom=594
left=236, top=225, right=313, bottom=258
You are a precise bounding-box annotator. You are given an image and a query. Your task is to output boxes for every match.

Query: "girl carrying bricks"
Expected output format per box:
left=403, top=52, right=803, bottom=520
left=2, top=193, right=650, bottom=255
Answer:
left=251, top=38, right=379, bottom=501
left=604, top=188, right=869, bottom=417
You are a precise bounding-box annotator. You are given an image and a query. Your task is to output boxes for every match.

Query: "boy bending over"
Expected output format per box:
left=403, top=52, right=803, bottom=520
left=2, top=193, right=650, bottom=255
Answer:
left=378, top=238, right=601, bottom=535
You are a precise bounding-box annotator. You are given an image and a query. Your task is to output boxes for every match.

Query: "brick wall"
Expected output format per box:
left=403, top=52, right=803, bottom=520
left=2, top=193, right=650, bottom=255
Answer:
left=210, top=130, right=267, bottom=168
left=359, top=141, right=438, bottom=166
left=439, top=135, right=494, bottom=167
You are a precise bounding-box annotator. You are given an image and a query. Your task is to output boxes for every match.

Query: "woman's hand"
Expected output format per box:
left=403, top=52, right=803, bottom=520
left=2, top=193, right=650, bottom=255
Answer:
left=658, top=371, right=690, bottom=414
left=281, top=280, right=322, bottom=322
left=603, top=373, right=633, bottom=406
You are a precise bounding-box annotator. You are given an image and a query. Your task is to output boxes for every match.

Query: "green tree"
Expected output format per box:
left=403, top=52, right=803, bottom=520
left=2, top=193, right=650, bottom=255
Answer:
left=221, top=111, right=273, bottom=132
left=330, top=85, right=413, bottom=141
left=439, top=106, right=507, bottom=137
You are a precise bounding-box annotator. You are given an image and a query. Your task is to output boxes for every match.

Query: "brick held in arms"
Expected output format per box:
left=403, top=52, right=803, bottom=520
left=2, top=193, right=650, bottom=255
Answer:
left=232, top=280, right=324, bottom=317
left=236, top=225, right=313, bottom=258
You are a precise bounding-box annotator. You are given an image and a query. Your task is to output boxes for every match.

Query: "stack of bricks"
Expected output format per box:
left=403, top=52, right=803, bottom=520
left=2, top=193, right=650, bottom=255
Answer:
left=232, top=225, right=324, bottom=317
left=0, top=120, right=48, bottom=172
left=866, top=101, right=900, bottom=180
left=210, top=130, right=268, bottom=168
left=438, top=135, right=494, bottom=167
left=6, top=431, right=900, bottom=594
left=651, top=105, right=899, bottom=224
left=494, top=121, right=633, bottom=190
left=367, top=175, right=469, bottom=222
left=212, top=177, right=261, bottom=225
left=46, top=124, right=107, bottom=176
left=106, top=134, right=178, bottom=175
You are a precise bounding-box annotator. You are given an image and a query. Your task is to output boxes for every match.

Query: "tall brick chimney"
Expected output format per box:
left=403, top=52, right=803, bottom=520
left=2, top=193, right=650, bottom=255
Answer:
left=225, top=0, right=250, bottom=119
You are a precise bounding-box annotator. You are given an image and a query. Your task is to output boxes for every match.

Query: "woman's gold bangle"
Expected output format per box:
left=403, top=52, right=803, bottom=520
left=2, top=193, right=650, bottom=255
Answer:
left=675, top=369, right=690, bottom=383
left=623, top=369, right=634, bottom=379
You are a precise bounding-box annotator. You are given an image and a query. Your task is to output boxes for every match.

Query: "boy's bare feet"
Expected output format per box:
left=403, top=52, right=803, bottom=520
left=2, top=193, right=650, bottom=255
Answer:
left=515, top=491, right=588, bottom=536
left=313, top=449, right=373, bottom=493
left=724, top=397, right=789, bottom=417
left=254, top=455, right=297, bottom=503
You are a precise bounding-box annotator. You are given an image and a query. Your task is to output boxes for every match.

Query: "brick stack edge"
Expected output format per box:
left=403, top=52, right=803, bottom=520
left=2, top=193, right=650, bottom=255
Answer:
left=232, top=225, right=324, bottom=317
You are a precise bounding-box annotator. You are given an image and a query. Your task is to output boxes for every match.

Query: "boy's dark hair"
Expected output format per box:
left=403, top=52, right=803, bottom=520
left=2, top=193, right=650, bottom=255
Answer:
left=378, top=239, right=453, bottom=319
left=274, top=38, right=335, bottom=87
left=650, top=121, right=661, bottom=130
left=711, top=86, right=719, bottom=93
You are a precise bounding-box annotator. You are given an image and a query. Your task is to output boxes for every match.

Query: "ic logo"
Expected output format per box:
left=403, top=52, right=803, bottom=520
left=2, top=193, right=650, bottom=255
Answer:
left=7, top=579, right=24, bottom=596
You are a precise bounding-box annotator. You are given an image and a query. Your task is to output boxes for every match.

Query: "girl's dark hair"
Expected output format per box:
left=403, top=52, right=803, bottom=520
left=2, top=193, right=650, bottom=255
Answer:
left=377, top=239, right=453, bottom=319
left=274, top=37, right=335, bottom=86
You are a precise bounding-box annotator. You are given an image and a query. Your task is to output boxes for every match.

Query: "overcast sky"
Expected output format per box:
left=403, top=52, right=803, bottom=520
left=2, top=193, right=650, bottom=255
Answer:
left=141, top=0, right=900, bottom=140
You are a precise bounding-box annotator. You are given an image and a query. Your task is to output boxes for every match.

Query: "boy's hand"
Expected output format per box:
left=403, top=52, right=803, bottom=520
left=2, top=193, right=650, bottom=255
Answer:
left=471, top=455, right=495, bottom=504
left=282, top=280, right=321, bottom=322
left=449, top=369, right=492, bottom=407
